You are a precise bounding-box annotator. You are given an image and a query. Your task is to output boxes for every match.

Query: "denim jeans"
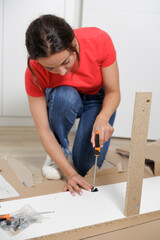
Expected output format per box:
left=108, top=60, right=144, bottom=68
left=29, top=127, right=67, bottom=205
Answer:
left=46, top=86, right=116, bottom=176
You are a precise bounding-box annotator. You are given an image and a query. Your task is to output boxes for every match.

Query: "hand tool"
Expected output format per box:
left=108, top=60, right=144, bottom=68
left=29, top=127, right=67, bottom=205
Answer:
left=0, top=211, right=54, bottom=222
left=91, top=130, right=101, bottom=192
left=0, top=210, right=55, bottom=226
left=0, top=213, right=11, bottom=222
left=0, top=210, right=55, bottom=233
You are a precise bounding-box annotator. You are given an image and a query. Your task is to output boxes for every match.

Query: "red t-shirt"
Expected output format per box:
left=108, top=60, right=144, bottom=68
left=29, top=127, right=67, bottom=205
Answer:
left=25, top=27, right=116, bottom=97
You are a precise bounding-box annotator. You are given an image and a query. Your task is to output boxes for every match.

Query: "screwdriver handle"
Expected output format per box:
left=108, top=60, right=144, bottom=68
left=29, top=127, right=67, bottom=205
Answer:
left=0, top=213, right=11, bottom=221
left=94, top=130, right=101, bottom=156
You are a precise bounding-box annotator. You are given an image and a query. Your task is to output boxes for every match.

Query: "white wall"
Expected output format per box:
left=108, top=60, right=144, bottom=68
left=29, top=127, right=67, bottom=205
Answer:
left=0, top=0, right=82, bottom=126
left=0, top=0, right=159, bottom=140
left=82, top=0, right=160, bottom=140
left=65, top=0, right=82, bottom=28
left=1, top=0, right=66, bottom=127
left=0, top=0, right=3, bottom=118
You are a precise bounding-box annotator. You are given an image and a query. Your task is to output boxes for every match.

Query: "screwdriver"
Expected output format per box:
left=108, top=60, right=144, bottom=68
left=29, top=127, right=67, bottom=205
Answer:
left=91, top=130, right=101, bottom=192
left=0, top=213, right=10, bottom=222
left=0, top=211, right=54, bottom=222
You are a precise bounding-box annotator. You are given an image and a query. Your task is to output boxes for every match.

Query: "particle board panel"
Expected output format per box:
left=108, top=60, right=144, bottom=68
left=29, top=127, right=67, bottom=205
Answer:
left=124, top=92, right=152, bottom=216
left=33, top=210, right=160, bottom=240
left=0, top=176, right=160, bottom=240
left=80, top=218, right=160, bottom=240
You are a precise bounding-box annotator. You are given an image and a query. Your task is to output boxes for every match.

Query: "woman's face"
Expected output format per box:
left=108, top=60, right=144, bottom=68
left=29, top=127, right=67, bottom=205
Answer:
left=37, top=49, right=77, bottom=76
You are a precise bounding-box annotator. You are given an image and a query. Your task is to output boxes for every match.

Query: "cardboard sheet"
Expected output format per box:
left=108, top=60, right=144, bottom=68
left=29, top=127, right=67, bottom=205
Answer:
left=3, top=157, right=35, bottom=187
left=0, top=176, right=160, bottom=240
left=116, top=139, right=160, bottom=176
left=0, top=174, right=19, bottom=199
left=0, top=155, right=152, bottom=203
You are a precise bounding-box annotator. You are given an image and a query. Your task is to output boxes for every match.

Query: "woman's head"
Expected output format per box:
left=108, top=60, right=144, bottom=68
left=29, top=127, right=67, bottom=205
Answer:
left=25, top=14, right=79, bottom=75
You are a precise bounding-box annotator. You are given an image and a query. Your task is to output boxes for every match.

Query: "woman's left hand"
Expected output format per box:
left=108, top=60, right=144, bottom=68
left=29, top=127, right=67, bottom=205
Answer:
left=90, top=114, right=114, bottom=147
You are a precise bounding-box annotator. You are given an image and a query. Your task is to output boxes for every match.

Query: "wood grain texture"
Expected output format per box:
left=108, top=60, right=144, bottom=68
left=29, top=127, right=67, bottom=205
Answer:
left=124, top=92, right=152, bottom=216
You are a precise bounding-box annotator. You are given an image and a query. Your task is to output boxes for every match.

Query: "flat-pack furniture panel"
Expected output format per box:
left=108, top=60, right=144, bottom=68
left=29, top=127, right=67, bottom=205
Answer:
left=0, top=177, right=160, bottom=239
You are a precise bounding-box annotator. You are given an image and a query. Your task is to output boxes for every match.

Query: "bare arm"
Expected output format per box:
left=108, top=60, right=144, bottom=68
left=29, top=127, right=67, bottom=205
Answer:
left=91, top=59, right=120, bottom=147
left=28, top=95, right=91, bottom=194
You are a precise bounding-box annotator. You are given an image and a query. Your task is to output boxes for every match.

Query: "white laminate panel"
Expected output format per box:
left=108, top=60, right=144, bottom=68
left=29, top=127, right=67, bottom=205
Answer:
left=0, top=177, right=160, bottom=239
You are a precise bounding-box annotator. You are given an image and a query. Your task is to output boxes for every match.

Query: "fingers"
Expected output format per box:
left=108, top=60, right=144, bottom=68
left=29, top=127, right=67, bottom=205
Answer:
left=92, top=125, right=114, bottom=147
left=62, top=184, right=77, bottom=196
left=62, top=185, right=67, bottom=192
left=76, top=177, right=92, bottom=191
left=69, top=179, right=83, bottom=195
left=99, top=130, right=104, bottom=147
left=68, top=185, right=77, bottom=196
left=91, top=129, right=96, bottom=147
left=62, top=174, right=92, bottom=196
left=100, top=125, right=114, bottom=146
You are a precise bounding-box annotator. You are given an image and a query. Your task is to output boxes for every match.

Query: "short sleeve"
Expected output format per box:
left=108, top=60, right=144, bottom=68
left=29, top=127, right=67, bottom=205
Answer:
left=25, top=62, right=45, bottom=97
left=99, top=30, right=116, bottom=68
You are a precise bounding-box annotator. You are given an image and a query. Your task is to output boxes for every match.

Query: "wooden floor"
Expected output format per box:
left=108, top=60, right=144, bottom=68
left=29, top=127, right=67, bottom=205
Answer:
left=0, top=127, right=131, bottom=184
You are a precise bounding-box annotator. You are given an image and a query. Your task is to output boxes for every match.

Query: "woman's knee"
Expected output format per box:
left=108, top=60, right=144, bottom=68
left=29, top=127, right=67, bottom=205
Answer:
left=47, top=86, right=83, bottom=114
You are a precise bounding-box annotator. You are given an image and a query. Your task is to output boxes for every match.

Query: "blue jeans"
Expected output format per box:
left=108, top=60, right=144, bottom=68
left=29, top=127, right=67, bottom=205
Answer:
left=46, top=86, right=116, bottom=176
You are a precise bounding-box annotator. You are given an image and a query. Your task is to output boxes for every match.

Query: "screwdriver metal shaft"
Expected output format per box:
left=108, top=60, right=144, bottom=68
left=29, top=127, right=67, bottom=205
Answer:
left=91, top=130, right=101, bottom=192
left=92, top=156, right=98, bottom=190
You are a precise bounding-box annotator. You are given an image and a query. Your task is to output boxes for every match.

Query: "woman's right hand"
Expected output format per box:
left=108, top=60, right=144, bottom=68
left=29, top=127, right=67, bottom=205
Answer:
left=62, top=173, right=92, bottom=196
left=28, top=95, right=91, bottom=196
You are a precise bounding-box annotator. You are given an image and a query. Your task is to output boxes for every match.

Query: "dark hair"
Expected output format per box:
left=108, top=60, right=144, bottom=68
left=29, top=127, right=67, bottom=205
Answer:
left=25, top=14, right=79, bottom=88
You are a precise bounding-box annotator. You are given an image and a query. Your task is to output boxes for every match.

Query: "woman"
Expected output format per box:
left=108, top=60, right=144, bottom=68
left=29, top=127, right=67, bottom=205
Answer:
left=25, top=14, right=120, bottom=196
